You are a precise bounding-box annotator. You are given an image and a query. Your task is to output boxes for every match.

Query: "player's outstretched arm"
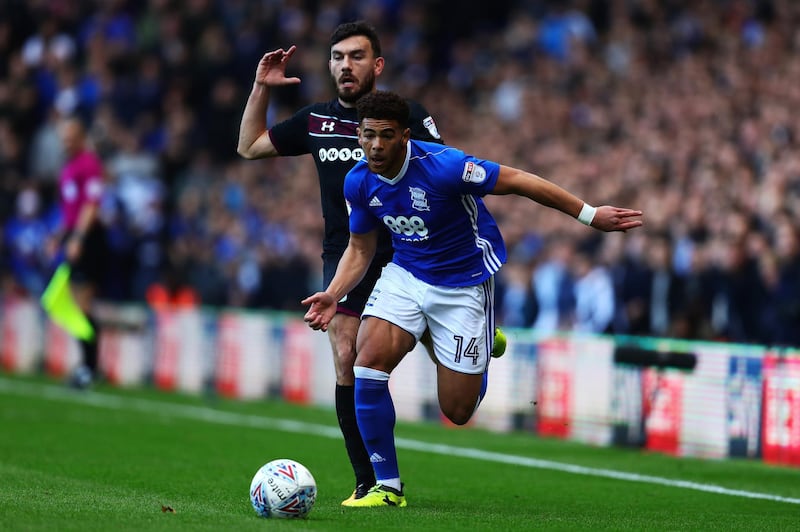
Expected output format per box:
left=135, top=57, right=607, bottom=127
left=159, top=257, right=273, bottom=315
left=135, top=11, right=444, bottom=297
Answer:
left=302, top=230, right=378, bottom=332
left=492, top=165, right=643, bottom=232
left=237, top=47, right=302, bottom=160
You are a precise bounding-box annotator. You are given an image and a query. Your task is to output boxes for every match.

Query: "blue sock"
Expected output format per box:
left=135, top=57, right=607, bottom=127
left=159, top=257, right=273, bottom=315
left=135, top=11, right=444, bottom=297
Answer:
left=354, top=366, right=398, bottom=483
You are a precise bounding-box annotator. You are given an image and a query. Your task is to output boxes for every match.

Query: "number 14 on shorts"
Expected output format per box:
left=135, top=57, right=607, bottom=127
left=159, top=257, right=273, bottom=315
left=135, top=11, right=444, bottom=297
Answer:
left=453, top=335, right=480, bottom=365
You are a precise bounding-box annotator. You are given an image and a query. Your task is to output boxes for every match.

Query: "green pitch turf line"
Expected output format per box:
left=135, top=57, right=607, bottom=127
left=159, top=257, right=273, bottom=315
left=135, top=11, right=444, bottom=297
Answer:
left=1, top=376, right=798, bottom=507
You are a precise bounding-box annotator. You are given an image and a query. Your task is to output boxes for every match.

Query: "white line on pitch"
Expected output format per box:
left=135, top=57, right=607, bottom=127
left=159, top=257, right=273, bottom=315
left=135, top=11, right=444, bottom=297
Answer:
left=2, top=377, right=799, bottom=506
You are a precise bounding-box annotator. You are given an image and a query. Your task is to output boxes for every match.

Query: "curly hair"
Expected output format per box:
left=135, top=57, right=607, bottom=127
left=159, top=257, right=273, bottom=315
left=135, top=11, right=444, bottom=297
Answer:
left=356, top=91, right=409, bottom=128
left=330, top=20, right=382, bottom=58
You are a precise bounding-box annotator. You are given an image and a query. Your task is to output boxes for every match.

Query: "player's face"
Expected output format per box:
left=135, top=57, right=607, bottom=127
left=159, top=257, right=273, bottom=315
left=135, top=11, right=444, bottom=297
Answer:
left=59, top=121, right=84, bottom=158
left=329, top=36, right=385, bottom=105
left=357, top=119, right=410, bottom=177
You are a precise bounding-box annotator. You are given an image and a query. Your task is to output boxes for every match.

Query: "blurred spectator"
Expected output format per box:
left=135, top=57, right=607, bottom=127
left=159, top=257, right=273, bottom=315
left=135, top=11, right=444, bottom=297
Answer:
left=495, top=258, right=538, bottom=329
left=768, top=219, right=800, bottom=346
left=672, top=237, right=715, bottom=340
left=204, top=77, right=244, bottom=163
left=536, top=1, right=597, bottom=63
left=3, top=186, right=56, bottom=296
left=572, top=248, right=615, bottom=334
left=145, top=257, right=199, bottom=311
left=531, top=237, right=575, bottom=333
left=21, top=16, right=75, bottom=69
left=28, top=109, right=65, bottom=183
left=181, top=238, right=229, bottom=307
left=645, top=233, right=686, bottom=338
left=708, top=231, right=764, bottom=343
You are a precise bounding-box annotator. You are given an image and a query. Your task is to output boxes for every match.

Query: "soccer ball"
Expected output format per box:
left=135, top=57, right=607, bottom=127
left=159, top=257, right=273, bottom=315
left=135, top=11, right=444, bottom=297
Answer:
left=249, top=459, right=317, bottom=519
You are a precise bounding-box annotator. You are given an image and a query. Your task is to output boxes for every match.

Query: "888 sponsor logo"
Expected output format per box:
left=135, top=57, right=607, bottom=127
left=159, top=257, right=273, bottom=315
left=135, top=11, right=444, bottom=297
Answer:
left=383, top=215, right=429, bottom=237
left=318, top=147, right=364, bottom=162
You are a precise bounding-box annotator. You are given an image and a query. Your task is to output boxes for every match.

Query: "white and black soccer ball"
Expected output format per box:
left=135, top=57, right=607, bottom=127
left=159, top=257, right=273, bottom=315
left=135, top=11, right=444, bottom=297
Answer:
left=249, top=459, right=317, bottom=519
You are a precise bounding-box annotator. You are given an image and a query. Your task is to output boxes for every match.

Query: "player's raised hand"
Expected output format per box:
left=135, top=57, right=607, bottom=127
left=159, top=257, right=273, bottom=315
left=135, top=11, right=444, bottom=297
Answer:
left=590, top=206, right=643, bottom=232
left=255, top=46, right=302, bottom=87
left=301, top=292, right=337, bottom=332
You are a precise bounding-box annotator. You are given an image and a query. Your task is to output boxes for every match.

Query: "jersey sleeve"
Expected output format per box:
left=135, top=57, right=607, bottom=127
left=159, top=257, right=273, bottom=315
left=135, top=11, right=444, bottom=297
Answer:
left=267, top=105, right=314, bottom=156
left=343, top=165, right=379, bottom=234
left=83, top=154, right=105, bottom=203
left=442, top=148, right=501, bottom=197
left=407, top=100, right=444, bottom=144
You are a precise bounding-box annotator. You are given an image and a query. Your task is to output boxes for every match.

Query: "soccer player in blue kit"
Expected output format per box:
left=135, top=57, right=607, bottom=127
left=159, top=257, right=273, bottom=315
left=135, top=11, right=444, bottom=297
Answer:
left=302, top=91, right=644, bottom=507
left=238, top=22, right=490, bottom=504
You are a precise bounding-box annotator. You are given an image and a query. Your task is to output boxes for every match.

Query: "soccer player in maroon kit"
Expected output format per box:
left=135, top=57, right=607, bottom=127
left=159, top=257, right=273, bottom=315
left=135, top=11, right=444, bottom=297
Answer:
left=57, top=117, right=108, bottom=388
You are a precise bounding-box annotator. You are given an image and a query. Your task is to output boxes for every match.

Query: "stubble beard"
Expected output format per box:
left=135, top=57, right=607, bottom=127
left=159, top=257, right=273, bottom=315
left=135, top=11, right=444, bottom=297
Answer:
left=337, top=72, right=376, bottom=105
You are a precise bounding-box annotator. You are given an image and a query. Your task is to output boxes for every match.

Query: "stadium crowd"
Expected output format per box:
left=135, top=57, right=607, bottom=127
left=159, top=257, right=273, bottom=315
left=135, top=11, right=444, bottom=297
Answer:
left=0, top=0, right=798, bottom=347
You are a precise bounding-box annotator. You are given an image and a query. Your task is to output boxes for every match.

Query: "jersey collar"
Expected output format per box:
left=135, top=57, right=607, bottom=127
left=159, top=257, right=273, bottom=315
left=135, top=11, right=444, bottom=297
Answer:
left=376, top=139, right=412, bottom=185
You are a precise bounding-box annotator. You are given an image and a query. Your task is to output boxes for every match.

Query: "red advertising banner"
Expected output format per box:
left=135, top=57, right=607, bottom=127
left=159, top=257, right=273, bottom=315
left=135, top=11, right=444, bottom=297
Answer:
left=536, top=337, right=573, bottom=438
left=761, top=353, right=800, bottom=467
left=100, top=329, right=122, bottom=385
left=44, top=320, right=75, bottom=377
left=152, top=311, right=179, bottom=391
left=1, top=297, right=19, bottom=371
left=282, top=320, right=312, bottom=404
left=99, top=329, right=146, bottom=387
left=2, top=297, right=42, bottom=373
left=215, top=313, right=241, bottom=398
left=643, top=369, right=683, bottom=455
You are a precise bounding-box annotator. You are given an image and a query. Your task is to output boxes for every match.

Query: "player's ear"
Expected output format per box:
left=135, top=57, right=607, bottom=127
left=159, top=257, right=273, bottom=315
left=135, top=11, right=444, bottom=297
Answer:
left=374, top=56, right=385, bottom=76
left=402, top=127, right=411, bottom=143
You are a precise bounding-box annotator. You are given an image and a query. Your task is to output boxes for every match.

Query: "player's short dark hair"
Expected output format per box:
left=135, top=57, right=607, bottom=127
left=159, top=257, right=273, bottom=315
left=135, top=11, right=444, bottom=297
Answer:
left=330, top=20, right=382, bottom=58
left=356, top=90, right=409, bottom=128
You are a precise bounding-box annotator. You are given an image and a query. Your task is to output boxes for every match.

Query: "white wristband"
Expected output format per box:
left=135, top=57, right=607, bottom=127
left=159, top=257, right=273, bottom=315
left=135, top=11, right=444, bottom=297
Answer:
left=577, top=203, right=597, bottom=226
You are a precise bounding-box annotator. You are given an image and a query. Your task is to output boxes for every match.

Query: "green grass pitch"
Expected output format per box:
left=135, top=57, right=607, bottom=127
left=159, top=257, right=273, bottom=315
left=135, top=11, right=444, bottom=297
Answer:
left=1, top=374, right=799, bottom=531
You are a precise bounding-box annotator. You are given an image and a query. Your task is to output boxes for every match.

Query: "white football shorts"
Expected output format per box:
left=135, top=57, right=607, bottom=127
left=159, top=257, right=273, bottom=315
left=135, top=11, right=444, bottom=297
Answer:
left=362, top=262, right=495, bottom=375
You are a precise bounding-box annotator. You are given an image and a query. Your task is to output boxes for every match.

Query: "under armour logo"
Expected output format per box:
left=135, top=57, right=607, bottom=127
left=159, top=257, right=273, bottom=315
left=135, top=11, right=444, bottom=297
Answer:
left=321, top=121, right=335, bottom=132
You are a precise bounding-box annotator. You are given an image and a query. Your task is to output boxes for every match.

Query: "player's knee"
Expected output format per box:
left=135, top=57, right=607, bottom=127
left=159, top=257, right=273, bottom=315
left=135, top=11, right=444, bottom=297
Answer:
left=353, top=349, right=385, bottom=373
left=329, top=324, right=356, bottom=354
left=328, top=331, right=358, bottom=385
left=440, top=401, right=475, bottom=426
left=334, top=347, right=357, bottom=383
left=353, top=335, right=386, bottom=369
left=333, top=340, right=357, bottom=366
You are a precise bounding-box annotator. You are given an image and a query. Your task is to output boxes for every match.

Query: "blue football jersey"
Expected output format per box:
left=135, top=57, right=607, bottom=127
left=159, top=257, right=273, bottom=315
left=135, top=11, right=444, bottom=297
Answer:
left=345, top=139, right=507, bottom=287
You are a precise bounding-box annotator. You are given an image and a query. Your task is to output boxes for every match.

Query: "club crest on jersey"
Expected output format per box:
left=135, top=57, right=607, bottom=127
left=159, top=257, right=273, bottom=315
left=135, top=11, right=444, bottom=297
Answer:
left=409, top=187, right=430, bottom=211
left=462, top=161, right=487, bottom=184
left=423, top=116, right=441, bottom=139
